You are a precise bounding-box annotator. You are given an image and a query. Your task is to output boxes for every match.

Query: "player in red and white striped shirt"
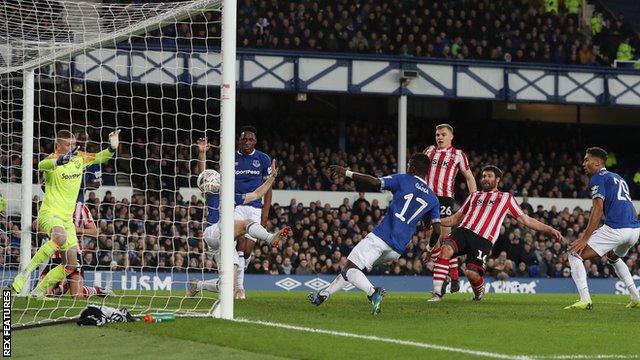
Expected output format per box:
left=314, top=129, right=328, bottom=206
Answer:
left=37, top=203, right=113, bottom=298
left=422, top=124, right=476, bottom=293
left=428, top=165, right=562, bottom=302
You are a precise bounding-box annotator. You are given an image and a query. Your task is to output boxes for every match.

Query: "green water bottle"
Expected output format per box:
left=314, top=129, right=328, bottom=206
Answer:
left=144, top=312, right=176, bottom=323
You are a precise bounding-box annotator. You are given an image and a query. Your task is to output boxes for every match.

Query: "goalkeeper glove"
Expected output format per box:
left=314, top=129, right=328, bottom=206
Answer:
left=56, top=146, right=79, bottom=166
left=108, top=129, right=120, bottom=152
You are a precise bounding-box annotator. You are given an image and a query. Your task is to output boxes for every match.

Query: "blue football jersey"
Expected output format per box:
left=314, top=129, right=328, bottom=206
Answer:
left=235, top=150, right=271, bottom=208
left=77, top=163, right=102, bottom=203
left=373, top=174, right=441, bottom=253
left=589, top=169, right=639, bottom=229
left=206, top=192, right=246, bottom=227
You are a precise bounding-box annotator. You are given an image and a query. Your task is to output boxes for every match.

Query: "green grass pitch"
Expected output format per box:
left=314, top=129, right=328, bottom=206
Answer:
left=11, top=291, right=640, bottom=359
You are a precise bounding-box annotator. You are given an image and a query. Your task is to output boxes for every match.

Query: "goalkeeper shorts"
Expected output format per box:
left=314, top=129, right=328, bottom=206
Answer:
left=37, top=212, right=78, bottom=252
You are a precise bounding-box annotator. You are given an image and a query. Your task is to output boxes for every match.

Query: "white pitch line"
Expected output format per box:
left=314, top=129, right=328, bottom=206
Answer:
left=534, top=356, right=639, bottom=359
left=232, top=318, right=531, bottom=360
left=232, top=318, right=639, bottom=360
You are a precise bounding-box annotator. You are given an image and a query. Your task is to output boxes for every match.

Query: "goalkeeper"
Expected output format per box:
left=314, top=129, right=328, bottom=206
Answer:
left=11, top=129, right=120, bottom=298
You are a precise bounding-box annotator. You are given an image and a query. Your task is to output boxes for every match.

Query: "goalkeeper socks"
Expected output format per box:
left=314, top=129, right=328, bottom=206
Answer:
left=568, top=254, right=592, bottom=303
left=321, top=274, right=347, bottom=298
left=432, top=258, right=450, bottom=297
left=245, top=222, right=271, bottom=243
left=25, top=240, right=59, bottom=274
left=345, top=268, right=375, bottom=296
left=34, top=264, right=69, bottom=293
left=612, top=258, right=640, bottom=301
left=236, top=252, right=245, bottom=291
left=449, top=257, right=459, bottom=281
left=199, top=279, right=220, bottom=292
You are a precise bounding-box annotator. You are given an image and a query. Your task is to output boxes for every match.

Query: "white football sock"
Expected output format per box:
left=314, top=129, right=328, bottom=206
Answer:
left=569, top=254, right=591, bottom=303
left=612, top=258, right=640, bottom=301
left=236, top=252, right=245, bottom=291
left=246, top=222, right=273, bottom=243
left=198, top=279, right=219, bottom=292
left=345, top=268, right=375, bottom=296
left=320, top=275, right=347, bottom=298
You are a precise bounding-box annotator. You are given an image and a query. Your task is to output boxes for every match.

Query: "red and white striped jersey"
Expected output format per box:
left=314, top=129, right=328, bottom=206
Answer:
left=74, top=202, right=94, bottom=228
left=422, top=145, right=470, bottom=198
left=458, top=191, right=524, bottom=243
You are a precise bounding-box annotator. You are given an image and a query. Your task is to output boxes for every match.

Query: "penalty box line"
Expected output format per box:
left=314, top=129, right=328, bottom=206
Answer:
left=232, top=318, right=639, bottom=360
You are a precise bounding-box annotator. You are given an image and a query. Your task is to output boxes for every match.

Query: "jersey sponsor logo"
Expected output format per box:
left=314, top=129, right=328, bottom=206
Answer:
left=590, top=185, right=599, bottom=198
left=235, top=169, right=261, bottom=175
left=475, top=198, right=496, bottom=206
left=60, top=172, right=82, bottom=180
left=252, top=160, right=261, bottom=168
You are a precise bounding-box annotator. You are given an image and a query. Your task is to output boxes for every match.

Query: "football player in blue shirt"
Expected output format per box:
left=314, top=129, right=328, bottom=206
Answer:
left=187, top=138, right=290, bottom=297
left=566, top=147, right=640, bottom=309
left=309, top=153, right=441, bottom=315
left=234, top=126, right=273, bottom=299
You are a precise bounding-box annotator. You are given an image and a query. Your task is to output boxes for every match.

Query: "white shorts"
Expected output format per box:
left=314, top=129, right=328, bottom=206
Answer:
left=588, top=224, right=640, bottom=257
left=234, top=205, right=262, bottom=241
left=347, top=233, right=401, bottom=271
left=204, top=224, right=239, bottom=266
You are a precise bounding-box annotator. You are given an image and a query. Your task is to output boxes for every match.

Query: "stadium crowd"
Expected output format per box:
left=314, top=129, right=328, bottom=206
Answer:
left=1, top=182, right=639, bottom=280
left=152, top=0, right=640, bottom=66
left=2, top=117, right=640, bottom=280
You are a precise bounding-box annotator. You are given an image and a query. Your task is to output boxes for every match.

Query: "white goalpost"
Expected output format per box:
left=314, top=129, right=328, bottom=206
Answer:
left=0, top=0, right=236, bottom=327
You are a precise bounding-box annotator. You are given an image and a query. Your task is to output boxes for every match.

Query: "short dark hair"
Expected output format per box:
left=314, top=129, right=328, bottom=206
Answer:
left=409, top=153, right=430, bottom=177
left=586, top=147, right=608, bottom=162
left=239, top=125, right=257, bottom=137
left=481, top=165, right=503, bottom=179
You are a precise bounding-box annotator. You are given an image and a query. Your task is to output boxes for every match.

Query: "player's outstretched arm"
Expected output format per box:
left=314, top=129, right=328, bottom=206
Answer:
left=463, top=168, right=477, bottom=193
left=517, top=214, right=563, bottom=242
left=86, top=129, right=120, bottom=165
left=38, top=146, right=80, bottom=171
left=329, top=165, right=381, bottom=189
left=440, top=210, right=464, bottom=227
left=243, top=159, right=278, bottom=204
left=427, top=222, right=441, bottom=251
left=196, top=137, right=209, bottom=173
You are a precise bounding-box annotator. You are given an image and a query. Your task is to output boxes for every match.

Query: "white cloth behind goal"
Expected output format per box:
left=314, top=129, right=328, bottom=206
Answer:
left=0, top=0, right=228, bottom=328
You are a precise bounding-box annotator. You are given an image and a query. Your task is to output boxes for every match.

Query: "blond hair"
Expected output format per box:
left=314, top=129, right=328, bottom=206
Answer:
left=435, top=123, right=454, bottom=134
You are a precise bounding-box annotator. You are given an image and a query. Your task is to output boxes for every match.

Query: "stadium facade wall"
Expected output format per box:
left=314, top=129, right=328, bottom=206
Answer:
left=3, top=270, right=636, bottom=294
left=5, top=183, right=637, bottom=213
left=71, top=45, right=640, bottom=106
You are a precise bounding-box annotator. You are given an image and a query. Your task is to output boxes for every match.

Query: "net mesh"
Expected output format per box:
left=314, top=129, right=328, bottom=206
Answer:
left=0, top=0, right=225, bottom=328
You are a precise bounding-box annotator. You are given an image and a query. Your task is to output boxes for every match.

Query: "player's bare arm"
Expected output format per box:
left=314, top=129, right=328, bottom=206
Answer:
left=76, top=220, right=98, bottom=238
left=569, top=197, right=604, bottom=255
left=197, top=137, right=210, bottom=173
left=463, top=168, right=477, bottom=193
left=244, top=160, right=278, bottom=204
left=440, top=210, right=464, bottom=227
left=261, top=185, right=272, bottom=227
left=516, top=214, right=563, bottom=242
left=424, top=222, right=442, bottom=260
left=329, top=165, right=381, bottom=189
